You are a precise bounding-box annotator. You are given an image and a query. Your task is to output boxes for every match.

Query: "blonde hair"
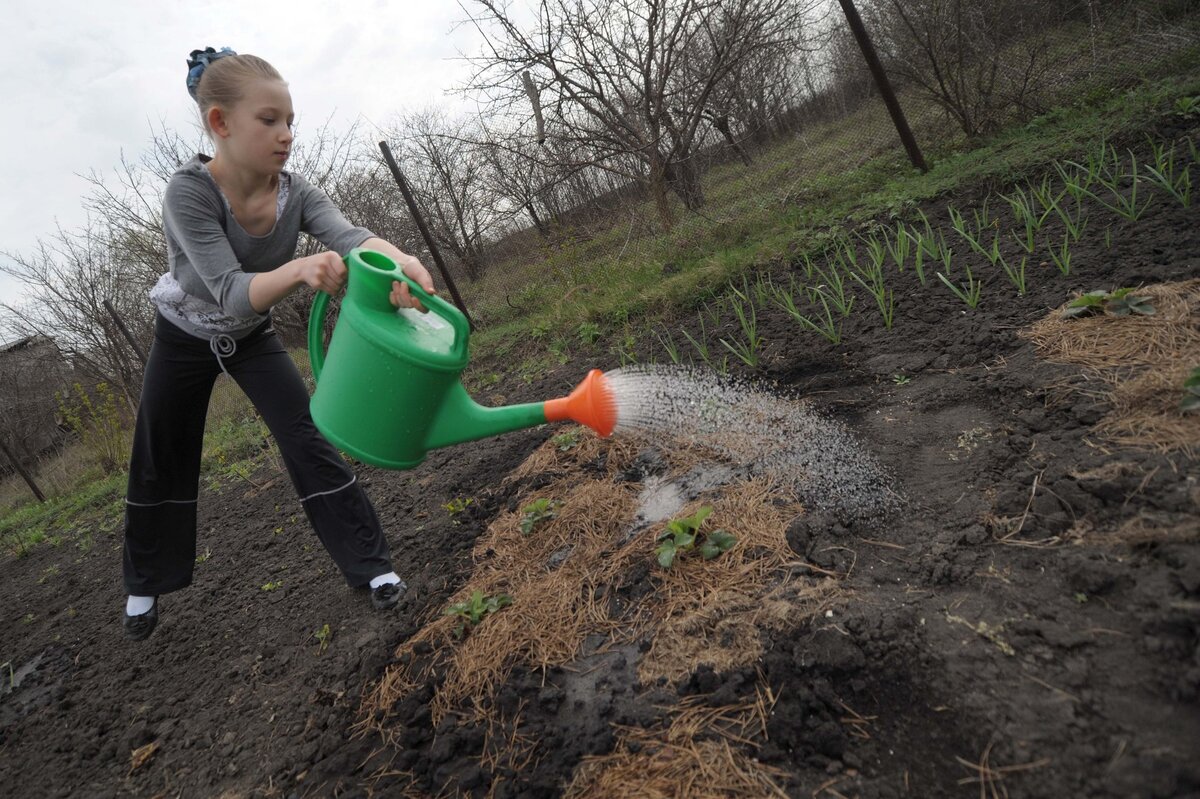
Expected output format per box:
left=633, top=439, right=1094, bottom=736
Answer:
left=194, top=54, right=285, bottom=133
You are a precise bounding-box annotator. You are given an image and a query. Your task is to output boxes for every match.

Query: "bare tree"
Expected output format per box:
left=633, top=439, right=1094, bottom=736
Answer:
left=383, top=109, right=501, bottom=281
left=867, top=0, right=1072, bottom=137
left=462, top=0, right=816, bottom=231
left=1, top=221, right=146, bottom=410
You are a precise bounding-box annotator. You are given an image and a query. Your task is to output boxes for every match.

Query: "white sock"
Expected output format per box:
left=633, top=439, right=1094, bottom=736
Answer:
left=369, top=572, right=401, bottom=589
left=126, top=595, right=155, bottom=616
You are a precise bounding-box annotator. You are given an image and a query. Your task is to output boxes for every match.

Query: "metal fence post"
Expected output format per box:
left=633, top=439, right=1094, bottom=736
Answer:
left=837, top=0, right=929, bottom=173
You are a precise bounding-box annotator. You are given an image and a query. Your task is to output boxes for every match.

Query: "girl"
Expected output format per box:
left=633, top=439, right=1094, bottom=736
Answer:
left=122, top=47, right=434, bottom=640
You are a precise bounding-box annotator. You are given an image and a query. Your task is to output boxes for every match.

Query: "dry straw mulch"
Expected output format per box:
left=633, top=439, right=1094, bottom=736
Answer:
left=1022, top=279, right=1200, bottom=455
left=562, top=688, right=790, bottom=799
left=358, top=428, right=838, bottom=794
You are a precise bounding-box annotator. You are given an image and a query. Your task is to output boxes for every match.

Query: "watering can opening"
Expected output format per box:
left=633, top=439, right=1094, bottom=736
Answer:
left=307, top=249, right=617, bottom=470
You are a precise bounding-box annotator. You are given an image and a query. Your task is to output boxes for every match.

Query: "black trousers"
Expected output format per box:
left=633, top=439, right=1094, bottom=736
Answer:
left=123, top=314, right=393, bottom=596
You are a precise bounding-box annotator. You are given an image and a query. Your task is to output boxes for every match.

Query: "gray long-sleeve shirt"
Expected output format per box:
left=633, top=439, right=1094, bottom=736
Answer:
left=155, top=153, right=374, bottom=339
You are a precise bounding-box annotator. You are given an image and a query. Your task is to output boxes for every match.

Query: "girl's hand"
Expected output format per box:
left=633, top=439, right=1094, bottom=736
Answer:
left=387, top=252, right=436, bottom=312
left=295, top=252, right=347, bottom=295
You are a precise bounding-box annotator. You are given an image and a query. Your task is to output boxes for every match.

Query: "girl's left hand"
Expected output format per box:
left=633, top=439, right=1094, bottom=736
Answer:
left=387, top=253, right=436, bottom=312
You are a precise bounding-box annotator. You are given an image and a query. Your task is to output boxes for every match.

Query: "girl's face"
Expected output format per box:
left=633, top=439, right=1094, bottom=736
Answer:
left=211, top=79, right=295, bottom=174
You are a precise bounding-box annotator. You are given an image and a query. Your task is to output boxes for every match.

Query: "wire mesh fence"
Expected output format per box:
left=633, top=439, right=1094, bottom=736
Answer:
left=388, top=1, right=1199, bottom=327
left=2, top=0, right=1198, bottom=512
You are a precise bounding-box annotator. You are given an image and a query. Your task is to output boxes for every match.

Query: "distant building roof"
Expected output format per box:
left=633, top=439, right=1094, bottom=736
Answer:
left=0, top=334, right=56, bottom=355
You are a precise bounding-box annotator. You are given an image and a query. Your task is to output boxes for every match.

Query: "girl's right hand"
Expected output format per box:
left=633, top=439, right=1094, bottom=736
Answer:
left=295, top=252, right=347, bottom=295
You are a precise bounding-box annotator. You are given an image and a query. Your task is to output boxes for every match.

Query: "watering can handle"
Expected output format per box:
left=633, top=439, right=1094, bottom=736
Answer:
left=308, top=290, right=332, bottom=383
left=307, top=256, right=469, bottom=384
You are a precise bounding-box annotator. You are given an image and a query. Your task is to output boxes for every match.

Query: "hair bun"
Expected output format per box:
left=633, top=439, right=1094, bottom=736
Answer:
left=186, top=47, right=238, bottom=100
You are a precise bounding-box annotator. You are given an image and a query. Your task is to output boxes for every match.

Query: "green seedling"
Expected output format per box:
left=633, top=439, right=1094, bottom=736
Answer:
left=444, top=497, right=474, bottom=515
left=1000, top=186, right=1041, bottom=254
left=313, top=623, right=332, bottom=655
left=551, top=431, right=580, bottom=451
left=681, top=308, right=714, bottom=365
left=1142, top=140, right=1192, bottom=208
left=261, top=581, right=282, bottom=592
left=718, top=281, right=765, bottom=368
left=655, top=506, right=737, bottom=568
left=576, top=321, right=602, bottom=345
left=882, top=222, right=910, bottom=272
left=905, top=222, right=932, bottom=286
left=997, top=253, right=1028, bottom=296
left=948, top=205, right=995, bottom=263
left=1048, top=235, right=1072, bottom=276
left=848, top=234, right=895, bottom=329
left=613, top=331, right=639, bottom=366
left=798, top=252, right=818, bottom=280
left=520, top=498, right=562, bottom=535
left=937, top=264, right=982, bottom=309
left=1062, top=288, right=1156, bottom=319
left=1180, top=367, right=1200, bottom=413
left=22, top=614, right=35, bottom=625
left=773, top=278, right=842, bottom=344
left=443, top=590, right=512, bottom=638
left=892, top=374, right=912, bottom=385
left=1086, top=151, right=1153, bottom=222
left=1174, top=95, right=1200, bottom=119
left=656, top=327, right=683, bottom=365
left=37, top=565, right=60, bottom=585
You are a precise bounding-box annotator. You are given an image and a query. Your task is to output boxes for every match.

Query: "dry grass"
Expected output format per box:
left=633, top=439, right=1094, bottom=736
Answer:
left=360, top=429, right=836, bottom=795
left=1022, top=279, right=1200, bottom=454
left=955, top=739, right=1050, bottom=799
left=562, top=687, right=790, bottom=799
left=638, top=480, right=840, bottom=684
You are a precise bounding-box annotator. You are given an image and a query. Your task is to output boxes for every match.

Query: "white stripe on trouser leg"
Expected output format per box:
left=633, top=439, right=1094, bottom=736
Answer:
left=298, top=475, right=358, bottom=503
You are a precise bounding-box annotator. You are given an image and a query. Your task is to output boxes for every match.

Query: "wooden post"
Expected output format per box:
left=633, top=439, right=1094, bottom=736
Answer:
left=837, top=0, right=929, bottom=173
left=377, top=140, right=477, bottom=331
left=0, top=436, right=46, bottom=502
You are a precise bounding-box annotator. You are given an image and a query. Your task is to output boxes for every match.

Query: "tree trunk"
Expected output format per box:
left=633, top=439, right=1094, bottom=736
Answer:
left=649, top=153, right=676, bottom=232
left=0, top=436, right=46, bottom=502
left=664, top=157, right=706, bottom=212
left=713, top=116, right=754, bottom=166
left=526, top=202, right=549, bottom=237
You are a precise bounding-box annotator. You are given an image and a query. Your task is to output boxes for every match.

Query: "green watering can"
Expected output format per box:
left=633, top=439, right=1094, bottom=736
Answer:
left=307, top=248, right=616, bottom=470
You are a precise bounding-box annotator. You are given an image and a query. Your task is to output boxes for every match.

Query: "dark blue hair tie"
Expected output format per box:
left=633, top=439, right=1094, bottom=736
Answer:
left=186, top=47, right=237, bottom=100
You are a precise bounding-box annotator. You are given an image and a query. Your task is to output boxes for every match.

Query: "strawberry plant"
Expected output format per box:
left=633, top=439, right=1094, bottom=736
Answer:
left=1182, top=367, right=1200, bottom=413
left=551, top=431, right=580, bottom=451
left=1062, top=288, right=1155, bottom=319
left=444, top=590, right=512, bottom=637
left=313, top=623, right=332, bottom=654
left=655, top=506, right=737, bottom=568
left=520, top=498, right=561, bottom=535
left=444, top=497, right=474, bottom=515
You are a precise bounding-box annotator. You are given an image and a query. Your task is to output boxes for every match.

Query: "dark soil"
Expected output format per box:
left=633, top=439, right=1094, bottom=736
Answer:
left=3, top=130, right=1198, bottom=798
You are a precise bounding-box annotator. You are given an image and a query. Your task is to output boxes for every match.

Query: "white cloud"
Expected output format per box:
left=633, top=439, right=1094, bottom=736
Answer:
left=0, top=0, right=488, bottom=310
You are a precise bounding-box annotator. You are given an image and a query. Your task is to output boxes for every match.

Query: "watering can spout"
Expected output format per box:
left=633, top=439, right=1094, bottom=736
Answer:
left=424, top=368, right=617, bottom=452
left=308, top=249, right=616, bottom=470
left=544, top=369, right=617, bottom=436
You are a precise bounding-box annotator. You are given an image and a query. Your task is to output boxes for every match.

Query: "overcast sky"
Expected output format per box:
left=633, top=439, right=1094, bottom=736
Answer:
left=0, top=0, right=494, bottom=313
